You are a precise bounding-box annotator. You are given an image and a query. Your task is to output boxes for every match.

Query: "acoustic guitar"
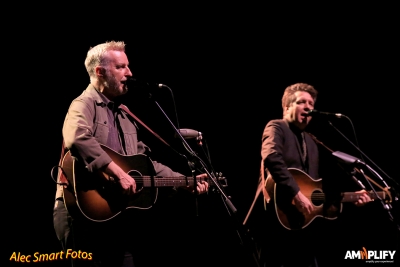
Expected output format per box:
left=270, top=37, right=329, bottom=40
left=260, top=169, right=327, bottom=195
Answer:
left=265, top=168, right=389, bottom=230
left=61, top=144, right=214, bottom=222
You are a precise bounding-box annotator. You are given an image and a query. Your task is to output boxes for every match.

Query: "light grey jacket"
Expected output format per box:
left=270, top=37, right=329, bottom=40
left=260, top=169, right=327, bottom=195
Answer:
left=55, top=84, right=181, bottom=199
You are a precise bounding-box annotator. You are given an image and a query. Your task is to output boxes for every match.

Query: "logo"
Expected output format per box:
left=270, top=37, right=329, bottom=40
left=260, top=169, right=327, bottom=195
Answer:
left=345, top=247, right=396, bottom=263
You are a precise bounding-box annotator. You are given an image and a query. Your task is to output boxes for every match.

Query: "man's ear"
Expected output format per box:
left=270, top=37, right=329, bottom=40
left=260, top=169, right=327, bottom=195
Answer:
left=95, top=66, right=106, bottom=77
left=283, top=105, right=291, bottom=117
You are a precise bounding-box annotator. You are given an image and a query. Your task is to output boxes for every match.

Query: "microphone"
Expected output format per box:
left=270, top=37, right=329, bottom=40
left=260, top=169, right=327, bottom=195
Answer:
left=127, top=77, right=165, bottom=88
left=332, top=151, right=365, bottom=165
left=307, top=109, right=344, bottom=118
left=176, top=129, right=202, bottom=140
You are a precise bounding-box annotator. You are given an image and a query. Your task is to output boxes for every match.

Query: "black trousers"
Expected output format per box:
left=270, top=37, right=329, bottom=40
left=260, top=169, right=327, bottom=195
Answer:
left=247, top=198, right=322, bottom=267
left=53, top=198, right=134, bottom=267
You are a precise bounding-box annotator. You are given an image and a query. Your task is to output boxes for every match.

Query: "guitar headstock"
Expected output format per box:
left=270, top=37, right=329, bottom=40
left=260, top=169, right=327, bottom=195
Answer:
left=211, top=172, right=228, bottom=188
left=373, top=189, right=393, bottom=204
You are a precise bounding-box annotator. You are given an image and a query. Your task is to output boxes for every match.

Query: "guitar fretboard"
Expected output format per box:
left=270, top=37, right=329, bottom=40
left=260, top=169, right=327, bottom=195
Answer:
left=134, top=176, right=209, bottom=187
left=341, top=191, right=385, bottom=202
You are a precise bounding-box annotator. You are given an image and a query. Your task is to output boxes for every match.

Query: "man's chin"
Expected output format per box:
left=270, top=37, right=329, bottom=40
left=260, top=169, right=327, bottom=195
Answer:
left=123, top=88, right=129, bottom=95
left=297, top=120, right=309, bottom=130
left=121, top=85, right=129, bottom=94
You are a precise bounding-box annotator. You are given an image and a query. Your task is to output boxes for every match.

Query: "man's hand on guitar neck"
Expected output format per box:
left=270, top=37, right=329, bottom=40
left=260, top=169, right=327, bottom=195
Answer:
left=195, top=173, right=209, bottom=195
left=104, top=161, right=137, bottom=195
left=294, top=191, right=314, bottom=215
left=180, top=173, right=209, bottom=195
left=103, top=161, right=209, bottom=196
left=354, top=189, right=372, bottom=206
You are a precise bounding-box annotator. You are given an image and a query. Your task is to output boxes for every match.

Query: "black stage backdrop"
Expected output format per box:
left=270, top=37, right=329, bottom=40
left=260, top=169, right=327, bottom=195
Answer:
left=6, top=6, right=399, bottom=267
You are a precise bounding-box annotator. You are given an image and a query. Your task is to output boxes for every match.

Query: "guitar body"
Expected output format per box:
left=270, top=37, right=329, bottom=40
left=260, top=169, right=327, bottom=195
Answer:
left=265, top=168, right=387, bottom=230
left=62, top=145, right=158, bottom=222
left=265, top=168, right=342, bottom=230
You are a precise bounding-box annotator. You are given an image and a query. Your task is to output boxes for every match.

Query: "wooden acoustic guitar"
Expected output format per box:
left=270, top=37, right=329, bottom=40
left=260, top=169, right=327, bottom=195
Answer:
left=61, top=144, right=214, bottom=222
left=265, top=168, right=390, bottom=230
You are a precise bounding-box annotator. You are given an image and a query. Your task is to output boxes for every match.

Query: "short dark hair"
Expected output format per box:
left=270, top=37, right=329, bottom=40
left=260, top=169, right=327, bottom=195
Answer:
left=281, top=83, right=318, bottom=110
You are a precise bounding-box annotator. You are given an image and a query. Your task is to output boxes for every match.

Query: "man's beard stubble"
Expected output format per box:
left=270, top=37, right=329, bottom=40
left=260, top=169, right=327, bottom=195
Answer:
left=104, top=69, right=127, bottom=97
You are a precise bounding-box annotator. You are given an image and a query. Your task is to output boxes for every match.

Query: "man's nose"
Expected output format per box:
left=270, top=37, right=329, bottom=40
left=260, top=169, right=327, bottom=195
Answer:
left=125, top=67, right=133, bottom=77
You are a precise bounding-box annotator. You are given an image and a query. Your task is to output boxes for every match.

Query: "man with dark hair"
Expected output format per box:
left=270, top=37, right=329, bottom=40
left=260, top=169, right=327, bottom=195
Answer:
left=248, top=83, right=371, bottom=267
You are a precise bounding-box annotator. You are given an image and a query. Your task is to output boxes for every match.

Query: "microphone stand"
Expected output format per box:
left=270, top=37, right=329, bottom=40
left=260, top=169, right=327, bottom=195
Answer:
left=327, top=120, right=400, bottom=230
left=328, top=121, right=396, bottom=186
left=149, top=92, right=237, bottom=215
left=148, top=88, right=260, bottom=266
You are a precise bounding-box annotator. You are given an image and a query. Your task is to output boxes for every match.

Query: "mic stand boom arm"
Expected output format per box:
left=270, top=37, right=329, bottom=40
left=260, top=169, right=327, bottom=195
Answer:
left=150, top=92, right=264, bottom=266
left=148, top=86, right=264, bottom=266
left=327, top=120, right=398, bottom=191
left=327, top=121, right=399, bottom=229
left=151, top=96, right=237, bottom=214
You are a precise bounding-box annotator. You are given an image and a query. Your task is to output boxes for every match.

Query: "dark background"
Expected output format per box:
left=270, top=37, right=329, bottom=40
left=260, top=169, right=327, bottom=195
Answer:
left=6, top=5, right=399, bottom=267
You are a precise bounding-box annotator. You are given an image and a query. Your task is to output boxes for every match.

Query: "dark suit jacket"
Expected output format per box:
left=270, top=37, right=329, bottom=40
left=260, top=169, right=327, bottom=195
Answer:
left=261, top=119, right=319, bottom=200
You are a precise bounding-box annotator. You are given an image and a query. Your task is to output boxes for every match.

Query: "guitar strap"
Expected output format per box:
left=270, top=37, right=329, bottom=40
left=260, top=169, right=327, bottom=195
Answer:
left=119, top=104, right=172, bottom=148
left=243, top=159, right=271, bottom=225
left=55, top=104, right=175, bottom=192
left=260, top=160, right=271, bottom=206
left=58, top=139, right=69, bottom=187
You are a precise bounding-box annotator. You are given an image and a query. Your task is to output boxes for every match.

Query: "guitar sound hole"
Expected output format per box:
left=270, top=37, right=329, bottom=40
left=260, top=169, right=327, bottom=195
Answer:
left=311, top=190, right=324, bottom=206
left=128, top=170, right=143, bottom=193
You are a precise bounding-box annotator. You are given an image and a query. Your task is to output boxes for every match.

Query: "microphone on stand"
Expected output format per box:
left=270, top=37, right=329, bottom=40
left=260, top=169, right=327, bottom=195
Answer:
left=126, top=78, right=168, bottom=99
left=332, top=151, right=368, bottom=190
left=176, top=129, right=203, bottom=140
left=332, top=151, right=366, bottom=165
left=127, top=77, right=166, bottom=88
left=307, top=109, right=345, bottom=118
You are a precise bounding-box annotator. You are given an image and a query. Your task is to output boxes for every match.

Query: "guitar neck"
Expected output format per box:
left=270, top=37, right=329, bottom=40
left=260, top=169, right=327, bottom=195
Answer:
left=341, top=191, right=385, bottom=202
left=139, top=176, right=208, bottom=188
